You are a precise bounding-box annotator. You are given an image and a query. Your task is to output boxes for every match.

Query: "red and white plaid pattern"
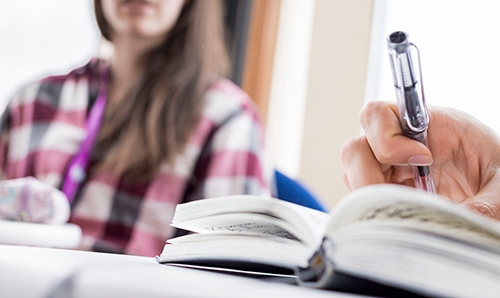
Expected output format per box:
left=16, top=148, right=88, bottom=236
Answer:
left=0, top=59, right=275, bottom=256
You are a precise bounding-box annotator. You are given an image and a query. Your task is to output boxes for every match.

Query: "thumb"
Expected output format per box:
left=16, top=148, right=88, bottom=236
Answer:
left=367, top=133, right=434, bottom=167
left=361, top=102, right=433, bottom=166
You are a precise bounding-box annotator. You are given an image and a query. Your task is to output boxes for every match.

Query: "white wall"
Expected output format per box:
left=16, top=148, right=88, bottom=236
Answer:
left=266, top=0, right=316, bottom=178
left=299, top=0, right=374, bottom=208
left=0, top=0, right=100, bottom=111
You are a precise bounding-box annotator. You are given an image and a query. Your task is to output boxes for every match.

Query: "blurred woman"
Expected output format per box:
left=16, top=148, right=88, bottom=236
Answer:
left=0, top=0, right=274, bottom=256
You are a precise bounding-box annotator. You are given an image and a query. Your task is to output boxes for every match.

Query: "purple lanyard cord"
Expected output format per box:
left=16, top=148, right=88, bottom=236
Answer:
left=62, top=66, right=109, bottom=203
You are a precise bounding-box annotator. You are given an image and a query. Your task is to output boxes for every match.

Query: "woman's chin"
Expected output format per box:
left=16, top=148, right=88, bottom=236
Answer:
left=112, top=26, right=165, bottom=44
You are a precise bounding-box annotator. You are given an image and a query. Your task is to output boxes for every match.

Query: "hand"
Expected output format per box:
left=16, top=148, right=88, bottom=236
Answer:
left=341, top=101, right=500, bottom=219
left=0, top=177, right=70, bottom=224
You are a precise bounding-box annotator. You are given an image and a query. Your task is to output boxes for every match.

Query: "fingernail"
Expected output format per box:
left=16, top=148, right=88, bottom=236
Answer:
left=408, top=155, right=433, bottom=166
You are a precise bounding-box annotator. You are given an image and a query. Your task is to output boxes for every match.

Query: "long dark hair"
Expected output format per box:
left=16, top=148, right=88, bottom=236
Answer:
left=93, top=0, right=229, bottom=182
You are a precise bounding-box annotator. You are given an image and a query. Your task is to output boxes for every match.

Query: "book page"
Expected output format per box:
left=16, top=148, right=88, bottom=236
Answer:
left=172, top=195, right=329, bottom=248
left=159, top=233, right=313, bottom=269
left=172, top=213, right=300, bottom=242
left=330, top=223, right=500, bottom=298
left=358, top=202, right=500, bottom=245
left=325, top=185, right=500, bottom=246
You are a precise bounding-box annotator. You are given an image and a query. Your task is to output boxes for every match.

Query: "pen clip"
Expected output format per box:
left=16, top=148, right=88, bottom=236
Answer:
left=387, top=33, right=430, bottom=137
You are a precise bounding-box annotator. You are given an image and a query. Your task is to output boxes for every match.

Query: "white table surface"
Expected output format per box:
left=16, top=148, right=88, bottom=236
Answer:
left=0, top=244, right=363, bottom=298
left=0, top=220, right=81, bottom=248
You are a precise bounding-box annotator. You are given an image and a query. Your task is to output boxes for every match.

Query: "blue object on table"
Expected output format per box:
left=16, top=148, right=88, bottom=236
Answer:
left=274, top=170, right=328, bottom=212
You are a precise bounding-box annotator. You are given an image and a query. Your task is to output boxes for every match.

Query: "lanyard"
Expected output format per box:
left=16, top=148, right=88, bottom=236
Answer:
left=61, top=66, right=109, bottom=203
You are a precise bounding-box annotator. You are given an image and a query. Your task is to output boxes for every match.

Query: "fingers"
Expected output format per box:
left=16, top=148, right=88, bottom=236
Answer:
left=341, top=101, right=434, bottom=191
left=341, top=135, right=387, bottom=190
left=360, top=101, right=433, bottom=166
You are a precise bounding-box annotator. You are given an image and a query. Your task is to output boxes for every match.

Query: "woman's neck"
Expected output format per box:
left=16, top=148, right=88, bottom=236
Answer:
left=108, top=35, right=161, bottom=103
left=110, top=38, right=143, bottom=85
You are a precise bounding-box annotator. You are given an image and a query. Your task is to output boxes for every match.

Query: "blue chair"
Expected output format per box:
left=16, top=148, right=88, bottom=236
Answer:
left=274, top=170, right=328, bottom=213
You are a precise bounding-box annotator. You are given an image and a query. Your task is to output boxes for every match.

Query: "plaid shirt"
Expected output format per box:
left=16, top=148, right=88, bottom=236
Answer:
left=0, top=59, right=275, bottom=256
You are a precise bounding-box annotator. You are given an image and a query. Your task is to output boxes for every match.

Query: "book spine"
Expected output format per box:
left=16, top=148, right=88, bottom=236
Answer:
left=296, top=237, right=336, bottom=288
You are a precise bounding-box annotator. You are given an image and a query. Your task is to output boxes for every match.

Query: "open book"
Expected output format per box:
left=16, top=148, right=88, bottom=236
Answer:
left=156, top=184, right=500, bottom=298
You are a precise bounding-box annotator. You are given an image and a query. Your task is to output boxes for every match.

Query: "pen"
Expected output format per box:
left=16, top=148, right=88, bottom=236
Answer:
left=386, top=31, right=436, bottom=194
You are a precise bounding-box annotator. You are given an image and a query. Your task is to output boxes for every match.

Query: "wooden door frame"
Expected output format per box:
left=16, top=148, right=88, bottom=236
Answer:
left=241, top=0, right=281, bottom=124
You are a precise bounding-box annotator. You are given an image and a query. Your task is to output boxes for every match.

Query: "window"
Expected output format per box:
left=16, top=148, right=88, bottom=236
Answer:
left=0, top=0, right=99, bottom=111
left=367, top=0, right=500, bottom=132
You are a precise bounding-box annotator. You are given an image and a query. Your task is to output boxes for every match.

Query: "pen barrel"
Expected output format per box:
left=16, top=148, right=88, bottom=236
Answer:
left=387, top=31, right=430, bottom=142
left=401, top=87, right=428, bottom=143
left=387, top=31, right=436, bottom=195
